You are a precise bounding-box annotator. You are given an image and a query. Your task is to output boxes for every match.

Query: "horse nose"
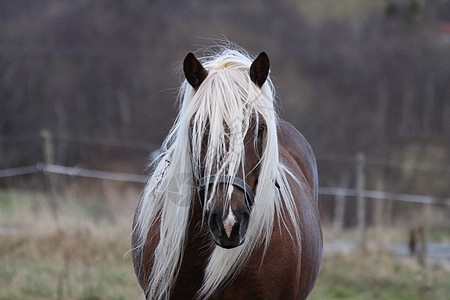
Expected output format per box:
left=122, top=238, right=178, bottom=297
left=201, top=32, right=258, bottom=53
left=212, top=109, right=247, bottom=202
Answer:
left=208, top=206, right=250, bottom=249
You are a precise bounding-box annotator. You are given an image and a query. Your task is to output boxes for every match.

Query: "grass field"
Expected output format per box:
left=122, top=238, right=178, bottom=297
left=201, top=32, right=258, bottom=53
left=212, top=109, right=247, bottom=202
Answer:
left=0, top=188, right=143, bottom=300
left=1, top=188, right=449, bottom=299
left=310, top=253, right=450, bottom=300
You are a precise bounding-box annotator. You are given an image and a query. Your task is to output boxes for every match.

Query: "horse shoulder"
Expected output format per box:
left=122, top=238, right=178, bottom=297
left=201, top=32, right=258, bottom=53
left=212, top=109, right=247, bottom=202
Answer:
left=277, top=118, right=318, bottom=203
left=277, top=118, right=323, bottom=299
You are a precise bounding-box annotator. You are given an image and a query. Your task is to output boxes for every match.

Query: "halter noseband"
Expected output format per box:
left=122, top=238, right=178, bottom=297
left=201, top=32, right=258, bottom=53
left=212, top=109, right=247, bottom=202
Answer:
left=196, top=174, right=255, bottom=211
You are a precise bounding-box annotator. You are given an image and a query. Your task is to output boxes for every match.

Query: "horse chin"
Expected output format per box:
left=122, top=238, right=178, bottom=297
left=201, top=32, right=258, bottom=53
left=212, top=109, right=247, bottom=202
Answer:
left=212, top=235, right=245, bottom=249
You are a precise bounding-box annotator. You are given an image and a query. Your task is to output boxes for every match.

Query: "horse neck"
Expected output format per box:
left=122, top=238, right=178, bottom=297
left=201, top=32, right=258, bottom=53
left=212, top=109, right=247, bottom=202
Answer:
left=184, top=195, right=210, bottom=262
left=171, top=195, right=210, bottom=297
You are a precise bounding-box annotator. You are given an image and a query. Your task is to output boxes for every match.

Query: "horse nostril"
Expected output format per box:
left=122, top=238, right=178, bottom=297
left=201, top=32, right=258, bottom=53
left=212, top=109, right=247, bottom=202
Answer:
left=238, top=211, right=250, bottom=237
left=208, top=212, right=222, bottom=235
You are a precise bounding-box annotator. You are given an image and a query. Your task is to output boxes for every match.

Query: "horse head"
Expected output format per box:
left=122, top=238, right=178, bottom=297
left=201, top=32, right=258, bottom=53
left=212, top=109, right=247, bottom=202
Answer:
left=183, top=51, right=270, bottom=249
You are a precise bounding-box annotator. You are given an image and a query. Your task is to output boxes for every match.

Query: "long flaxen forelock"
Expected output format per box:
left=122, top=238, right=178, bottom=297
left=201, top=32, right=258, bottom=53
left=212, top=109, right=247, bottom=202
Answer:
left=133, top=49, right=301, bottom=300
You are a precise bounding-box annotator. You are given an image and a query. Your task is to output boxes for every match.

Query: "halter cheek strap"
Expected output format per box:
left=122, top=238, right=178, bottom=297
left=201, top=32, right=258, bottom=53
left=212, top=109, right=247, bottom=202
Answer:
left=197, top=175, right=255, bottom=210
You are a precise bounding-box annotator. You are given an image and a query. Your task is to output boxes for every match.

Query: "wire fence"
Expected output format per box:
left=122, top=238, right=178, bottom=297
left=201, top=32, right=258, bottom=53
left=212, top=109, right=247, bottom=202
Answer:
left=0, top=165, right=41, bottom=178
left=319, top=187, right=450, bottom=206
left=1, top=133, right=450, bottom=208
left=37, top=163, right=147, bottom=183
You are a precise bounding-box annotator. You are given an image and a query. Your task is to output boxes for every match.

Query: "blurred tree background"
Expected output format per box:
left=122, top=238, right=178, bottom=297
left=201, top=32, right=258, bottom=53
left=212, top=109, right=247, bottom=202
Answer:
left=1, top=0, right=449, bottom=223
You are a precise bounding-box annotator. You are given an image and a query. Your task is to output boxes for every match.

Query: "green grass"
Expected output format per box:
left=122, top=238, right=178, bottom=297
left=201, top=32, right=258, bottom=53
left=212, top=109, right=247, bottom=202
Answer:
left=1, top=188, right=449, bottom=299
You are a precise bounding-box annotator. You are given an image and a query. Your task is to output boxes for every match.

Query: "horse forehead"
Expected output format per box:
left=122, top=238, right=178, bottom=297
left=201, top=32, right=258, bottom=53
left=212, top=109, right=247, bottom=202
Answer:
left=191, top=121, right=253, bottom=142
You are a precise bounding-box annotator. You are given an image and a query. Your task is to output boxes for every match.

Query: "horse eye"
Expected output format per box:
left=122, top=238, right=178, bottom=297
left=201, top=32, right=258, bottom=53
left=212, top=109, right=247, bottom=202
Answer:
left=257, top=124, right=266, bottom=138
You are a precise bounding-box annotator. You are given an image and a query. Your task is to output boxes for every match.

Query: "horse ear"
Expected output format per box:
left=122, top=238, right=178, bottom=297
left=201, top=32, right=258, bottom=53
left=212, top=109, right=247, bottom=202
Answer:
left=250, top=52, right=270, bottom=87
left=183, top=52, right=208, bottom=90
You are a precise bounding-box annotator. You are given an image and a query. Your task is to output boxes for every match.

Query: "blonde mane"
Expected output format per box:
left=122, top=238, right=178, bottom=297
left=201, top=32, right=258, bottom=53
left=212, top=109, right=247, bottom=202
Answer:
left=133, top=48, right=301, bottom=299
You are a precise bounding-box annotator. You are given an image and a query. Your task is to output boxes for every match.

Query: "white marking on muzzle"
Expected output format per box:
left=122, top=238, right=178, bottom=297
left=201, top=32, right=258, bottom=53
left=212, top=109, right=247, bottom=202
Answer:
left=223, top=206, right=236, bottom=238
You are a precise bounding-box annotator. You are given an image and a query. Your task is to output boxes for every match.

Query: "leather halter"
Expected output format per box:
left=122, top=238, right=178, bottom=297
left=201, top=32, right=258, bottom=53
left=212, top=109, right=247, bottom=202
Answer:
left=188, top=130, right=255, bottom=210
left=196, top=174, right=255, bottom=211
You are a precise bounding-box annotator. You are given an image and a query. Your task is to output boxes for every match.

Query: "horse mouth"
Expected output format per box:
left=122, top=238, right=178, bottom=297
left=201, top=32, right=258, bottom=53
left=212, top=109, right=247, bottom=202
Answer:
left=212, top=235, right=245, bottom=249
left=210, top=220, right=248, bottom=249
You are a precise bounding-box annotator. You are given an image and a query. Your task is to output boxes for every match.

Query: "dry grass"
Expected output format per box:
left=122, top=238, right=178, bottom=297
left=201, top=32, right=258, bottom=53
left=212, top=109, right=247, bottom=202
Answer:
left=0, top=187, right=143, bottom=300
left=312, top=224, right=450, bottom=300
left=310, top=252, right=450, bottom=300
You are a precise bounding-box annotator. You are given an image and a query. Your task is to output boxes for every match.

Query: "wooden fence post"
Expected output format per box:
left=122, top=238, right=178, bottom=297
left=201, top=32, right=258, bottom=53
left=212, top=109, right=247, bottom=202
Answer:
left=356, top=152, right=367, bottom=252
left=374, top=175, right=385, bottom=229
left=41, top=129, right=59, bottom=219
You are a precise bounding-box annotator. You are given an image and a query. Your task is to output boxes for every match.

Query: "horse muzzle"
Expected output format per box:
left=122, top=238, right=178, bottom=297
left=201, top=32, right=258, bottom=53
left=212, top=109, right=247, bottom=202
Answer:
left=208, top=205, right=249, bottom=249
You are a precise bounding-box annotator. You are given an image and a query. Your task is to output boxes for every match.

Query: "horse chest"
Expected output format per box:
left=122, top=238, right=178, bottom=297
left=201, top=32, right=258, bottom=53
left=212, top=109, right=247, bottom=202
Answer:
left=208, top=274, right=293, bottom=300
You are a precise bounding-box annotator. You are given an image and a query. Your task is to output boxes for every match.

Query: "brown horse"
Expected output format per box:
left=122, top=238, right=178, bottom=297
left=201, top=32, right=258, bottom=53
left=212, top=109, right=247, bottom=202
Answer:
left=132, top=48, right=322, bottom=299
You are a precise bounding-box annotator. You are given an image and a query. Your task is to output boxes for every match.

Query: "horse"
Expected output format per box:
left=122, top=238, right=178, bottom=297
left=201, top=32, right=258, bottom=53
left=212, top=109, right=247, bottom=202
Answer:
left=132, top=47, right=322, bottom=300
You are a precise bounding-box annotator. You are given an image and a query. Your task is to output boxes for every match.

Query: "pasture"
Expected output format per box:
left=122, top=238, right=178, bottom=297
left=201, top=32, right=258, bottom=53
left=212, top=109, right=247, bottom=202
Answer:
left=1, top=187, right=449, bottom=300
